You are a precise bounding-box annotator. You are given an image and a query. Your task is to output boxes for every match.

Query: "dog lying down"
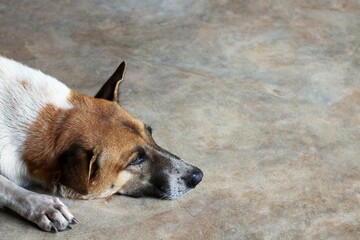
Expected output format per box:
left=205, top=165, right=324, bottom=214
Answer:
left=0, top=56, right=203, bottom=232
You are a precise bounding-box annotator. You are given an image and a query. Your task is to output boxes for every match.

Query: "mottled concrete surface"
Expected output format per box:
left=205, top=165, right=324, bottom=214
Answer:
left=0, top=0, right=360, bottom=239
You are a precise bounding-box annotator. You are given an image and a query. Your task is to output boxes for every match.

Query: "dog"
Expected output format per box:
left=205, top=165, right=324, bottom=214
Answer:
left=0, top=56, right=203, bottom=232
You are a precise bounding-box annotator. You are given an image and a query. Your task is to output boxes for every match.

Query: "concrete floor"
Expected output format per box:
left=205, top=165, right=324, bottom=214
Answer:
left=1, top=0, right=360, bottom=239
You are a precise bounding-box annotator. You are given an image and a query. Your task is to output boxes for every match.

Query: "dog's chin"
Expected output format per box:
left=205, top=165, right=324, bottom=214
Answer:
left=161, top=189, right=192, bottom=200
left=117, top=192, right=177, bottom=200
left=117, top=186, right=192, bottom=200
left=116, top=189, right=167, bottom=200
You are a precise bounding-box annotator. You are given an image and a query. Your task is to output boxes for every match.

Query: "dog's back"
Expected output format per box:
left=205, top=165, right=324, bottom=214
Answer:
left=0, top=57, right=72, bottom=185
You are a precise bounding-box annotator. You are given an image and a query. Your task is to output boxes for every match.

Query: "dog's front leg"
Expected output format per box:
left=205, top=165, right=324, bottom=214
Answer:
left=0, top=175, right=77, bottom=232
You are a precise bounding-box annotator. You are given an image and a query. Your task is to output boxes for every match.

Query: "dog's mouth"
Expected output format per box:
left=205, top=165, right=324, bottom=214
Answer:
left=117, top=168, right=203, bottom=200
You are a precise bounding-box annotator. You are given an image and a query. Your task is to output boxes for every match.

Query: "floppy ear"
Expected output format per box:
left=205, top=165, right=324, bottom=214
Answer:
left=95, top=61, right=126, bottom=103
left=59, top=144, right=99, bottom=195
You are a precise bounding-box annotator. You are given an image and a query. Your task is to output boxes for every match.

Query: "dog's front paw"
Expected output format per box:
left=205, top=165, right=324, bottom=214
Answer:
left=17, top=193, right=77, bottom=232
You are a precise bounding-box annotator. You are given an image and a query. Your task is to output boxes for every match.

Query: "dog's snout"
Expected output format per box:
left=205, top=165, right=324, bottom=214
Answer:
left=187, top=168, right=203, bottom=188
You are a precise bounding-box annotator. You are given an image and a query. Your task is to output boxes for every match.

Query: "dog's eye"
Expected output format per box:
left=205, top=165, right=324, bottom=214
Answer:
left=130, top=156, right=146, bottom=165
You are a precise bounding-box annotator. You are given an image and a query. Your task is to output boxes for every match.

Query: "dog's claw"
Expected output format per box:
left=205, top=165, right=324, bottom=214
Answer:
left=67, top=225, right=73, bottom=230
left=71, top=218, right=78, bottom=224
left=50, top=226, right=58, bottom=233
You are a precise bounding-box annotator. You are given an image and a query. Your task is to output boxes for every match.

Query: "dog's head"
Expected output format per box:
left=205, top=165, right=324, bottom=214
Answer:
left=57, top=62, right=203, bottom=200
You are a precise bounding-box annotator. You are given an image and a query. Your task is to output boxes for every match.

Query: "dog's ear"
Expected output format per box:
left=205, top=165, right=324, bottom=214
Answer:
left=59, top=144, right=99, bottom=195
left=94, top=61, right=126, bottom=103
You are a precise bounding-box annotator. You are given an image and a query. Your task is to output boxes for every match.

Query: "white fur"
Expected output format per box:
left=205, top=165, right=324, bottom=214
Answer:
left=0, top=56, right=72, bottom=185
left=0, top=57, right=75, bottom=232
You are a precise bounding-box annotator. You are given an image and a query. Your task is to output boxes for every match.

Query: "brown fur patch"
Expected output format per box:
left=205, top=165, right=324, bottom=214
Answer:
left=22, top=104, right=68, bottom=182
left=22, top=91, right=149, bottom=197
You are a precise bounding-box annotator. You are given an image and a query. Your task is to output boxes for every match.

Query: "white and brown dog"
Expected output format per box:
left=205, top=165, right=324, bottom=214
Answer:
left=0, top=56, right=203, bottom=232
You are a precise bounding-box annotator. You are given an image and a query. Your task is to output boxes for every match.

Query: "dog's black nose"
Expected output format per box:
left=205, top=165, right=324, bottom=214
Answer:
left=187, top=168, right=203, bottom=188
